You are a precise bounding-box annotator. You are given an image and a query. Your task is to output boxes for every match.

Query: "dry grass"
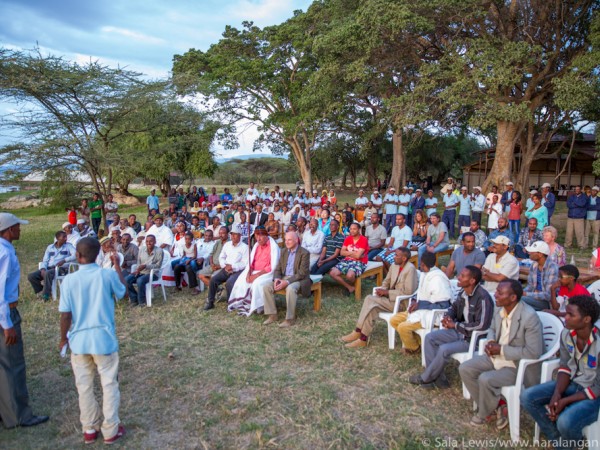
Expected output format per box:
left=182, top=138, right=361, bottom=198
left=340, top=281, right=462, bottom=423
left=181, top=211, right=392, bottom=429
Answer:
left=0, top=199, right=592, bottom=449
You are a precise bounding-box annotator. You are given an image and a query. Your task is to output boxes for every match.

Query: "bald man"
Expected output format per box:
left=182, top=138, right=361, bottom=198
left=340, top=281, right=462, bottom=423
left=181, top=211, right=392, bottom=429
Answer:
left=262, top=231, right=311, bottom=328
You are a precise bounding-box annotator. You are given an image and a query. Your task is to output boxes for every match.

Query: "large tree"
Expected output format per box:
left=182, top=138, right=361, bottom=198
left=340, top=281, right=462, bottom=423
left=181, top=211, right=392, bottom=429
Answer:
left=172, top=15, right=332, bottom=191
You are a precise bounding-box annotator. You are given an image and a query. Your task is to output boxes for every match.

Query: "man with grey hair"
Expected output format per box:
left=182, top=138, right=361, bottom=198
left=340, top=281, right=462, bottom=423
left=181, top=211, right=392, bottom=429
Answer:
left=262, top=231, right=311, bottom=328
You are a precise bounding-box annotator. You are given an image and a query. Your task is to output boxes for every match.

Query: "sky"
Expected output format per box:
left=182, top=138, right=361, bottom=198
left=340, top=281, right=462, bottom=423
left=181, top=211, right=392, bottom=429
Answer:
left=0, top=0, right=313, bottom=158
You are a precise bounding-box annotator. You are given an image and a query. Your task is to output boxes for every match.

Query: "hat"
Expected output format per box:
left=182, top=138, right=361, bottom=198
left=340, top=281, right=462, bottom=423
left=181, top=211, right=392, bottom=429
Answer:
left=593, top=186, right=600, bottom=191
left=505, top=181, right=514, bottom=186
left=490, top=236, right=510, bottom=246
left=77, top=219, right=86, bottom=225
left=313, top=190, right=318, bottom=194
left=415, top=188, right=422, bottom=193
left=541, top=183, right=552, bottom=189
left=153, top=214, right=164, bottom=220
left=402, top=186, right=408, bottom=190
left=99, top=236, right=112, bottom=246
left=447, top=177, right=453, bottom=180
left=216, top=204, right=223, bottom=209
left=253, top=225, right=268, bottom=236
left=230, top=224, right=243, bottom=235
left=524, top=241, right=550, bottom=255
left=62, top=222, right=72, bottom=229
left=373, top=190, right=379, bottom=194
left=473, top=186, right=482, bottom=191
left=529, top=189, right=538, bottom=195
left=359, top=189, right=364, bottom=193
left=461, top=186, right=467, bottom=191
left=389, top=187, right=396, bottom=191
left=0, top=213, right=28, bottom=232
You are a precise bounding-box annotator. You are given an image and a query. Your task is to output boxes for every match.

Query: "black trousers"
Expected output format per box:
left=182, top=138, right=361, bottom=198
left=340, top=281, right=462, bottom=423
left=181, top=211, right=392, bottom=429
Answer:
left=0, top=308, right=33, bottom=428
left=207, top=269, right=242, bottom=302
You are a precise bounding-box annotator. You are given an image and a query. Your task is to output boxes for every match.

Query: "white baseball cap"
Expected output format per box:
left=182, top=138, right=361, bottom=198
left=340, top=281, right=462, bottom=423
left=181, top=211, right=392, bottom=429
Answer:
left=460, top=186, right=467, bottom=191
left=473, top=186, right=482, bottom=191
left=0, top=213, right=29, bottom=232
left=524, top=241, right=550, bottom=255
left=505, top=181, right=514, bottom=186
left=62, top=222, right=73, bottom=229
left=230, top=224, right=243, bottom=235
left=529, top=189, right=538, bottom=195
left=541, top=183, right=552, bottom=189
left=490, top=236, right=510, bottom=246
left=389, top=187, right=396, bottom=191
left=77, top=219, right=86, bottom=225
left=593, top=186, right=600, bottom=191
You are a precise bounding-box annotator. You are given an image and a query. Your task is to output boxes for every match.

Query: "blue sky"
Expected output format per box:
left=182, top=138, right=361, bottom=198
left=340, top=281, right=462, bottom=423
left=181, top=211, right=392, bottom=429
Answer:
left=0, top=0, right=313, bottom=157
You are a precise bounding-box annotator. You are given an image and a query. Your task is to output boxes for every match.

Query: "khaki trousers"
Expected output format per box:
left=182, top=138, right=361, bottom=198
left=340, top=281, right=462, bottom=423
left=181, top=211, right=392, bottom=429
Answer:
left=263, top=276, right=301, bottom=320
left=565, top=218, right=585, bottom=249
left=71, top=352, right=120, bottom=439
left=356, top=295, right=395, bottom=337
left=389, top=311, right=423, bottom=351
left=585, top=219, right=600, bottom=249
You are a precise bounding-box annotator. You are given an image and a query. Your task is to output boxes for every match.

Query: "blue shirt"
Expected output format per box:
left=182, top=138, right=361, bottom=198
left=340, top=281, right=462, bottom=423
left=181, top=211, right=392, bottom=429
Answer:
left=424, top=197, right=438, bottom=217
left=221, top=193, right=233, bottom=205
left=59, top=263, right=126, bottom=355
left=146, top=195, right=160, bottom=211
left=285, top=248, right=297, bottom=277
left=0, top=238, right=20, bottom=329
left=397, top=194, right=411, bottom=215
left=458, top=195, right=471, bottom=216
left=443, top=193, right=459, bottom=211
left=588, top=197, right=597, bottom=220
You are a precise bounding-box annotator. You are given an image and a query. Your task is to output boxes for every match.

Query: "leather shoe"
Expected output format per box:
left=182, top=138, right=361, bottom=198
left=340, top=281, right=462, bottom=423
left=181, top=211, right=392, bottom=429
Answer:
left=345, top=339, right=367, bottom=348
left=263, top=315, right=278, bottom=325
left=278, top=319, right=295, bottom=328
left=203, top=301, right=214, bottom=311
left=21, top=415, right=49, bottom=427
left=400, top=347, right=420, bottom=355
left=191, top=289, right=202, bottom=296
left=341, top=331, right=361, bottom=343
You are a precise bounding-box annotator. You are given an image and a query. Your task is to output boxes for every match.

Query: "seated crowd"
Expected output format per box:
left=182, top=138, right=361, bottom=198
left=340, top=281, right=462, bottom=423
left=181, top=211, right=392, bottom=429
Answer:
left=31, top=180, right=600, bottom=446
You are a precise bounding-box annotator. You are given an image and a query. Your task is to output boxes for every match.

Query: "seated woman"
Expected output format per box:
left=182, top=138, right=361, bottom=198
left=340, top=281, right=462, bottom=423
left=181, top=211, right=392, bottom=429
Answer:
left=341, top=211, right=354, bottom=236
left=190, top=201, right=201, bottom=214
left=542, top=225, right=566, bottom=266
left=171, top=232, right=198, bottom=291
left=417, top=212, right=449, bottom=267
left=265, top=213, right=281, bottom=242
left=410, top=209, right=429, bottom=251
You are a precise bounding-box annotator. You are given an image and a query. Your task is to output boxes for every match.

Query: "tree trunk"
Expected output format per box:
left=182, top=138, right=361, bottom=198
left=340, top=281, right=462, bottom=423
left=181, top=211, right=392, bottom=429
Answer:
left=341, top=170, right=348, bottom=188
left=287, top=139, right=312, bottom=192
left=482, top=120, right=523, bottom=192
left=515, top=122, right=536, bottom=193
left=390, top=128, right=405, bottom=190
left=366, top=141, right=378, bottom=190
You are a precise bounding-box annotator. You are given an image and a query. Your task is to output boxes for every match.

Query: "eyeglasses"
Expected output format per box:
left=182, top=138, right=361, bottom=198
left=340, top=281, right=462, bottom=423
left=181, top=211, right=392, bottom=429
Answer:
left=559, top=275, right=574, bottom=279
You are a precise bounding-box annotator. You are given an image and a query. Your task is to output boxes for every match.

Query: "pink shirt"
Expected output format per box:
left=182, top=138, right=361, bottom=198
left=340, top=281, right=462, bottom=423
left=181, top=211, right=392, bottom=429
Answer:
left=251, top=240, right=272, bottom=273
left=508, top=201, right=522, bottom=220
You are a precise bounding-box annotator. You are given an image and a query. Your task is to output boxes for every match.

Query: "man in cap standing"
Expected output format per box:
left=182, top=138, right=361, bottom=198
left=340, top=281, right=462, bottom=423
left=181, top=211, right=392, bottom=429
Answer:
left=541, top=183, right=556, bottom=223
left=0, top=213, right=49, bottom=428
left=470, top=186, right=485, bottom=225
left=501, top=182, right=514, bottom=214
left=586, top=186, right=600, bottom=249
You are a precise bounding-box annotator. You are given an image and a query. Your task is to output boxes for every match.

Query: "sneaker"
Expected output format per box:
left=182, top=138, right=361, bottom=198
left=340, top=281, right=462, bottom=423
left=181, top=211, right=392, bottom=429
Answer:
left=84, top=430, right=98, bottom=444
left=470, top=415, right=486, bottom=426
left=104, top=425, right=125, bottom=445
left=496, top=405, right=508, bottom=430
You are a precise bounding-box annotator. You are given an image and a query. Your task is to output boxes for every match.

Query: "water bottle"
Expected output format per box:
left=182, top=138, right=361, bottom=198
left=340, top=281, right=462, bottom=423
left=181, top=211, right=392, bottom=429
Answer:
left=570, top=255, right=575, bottom=265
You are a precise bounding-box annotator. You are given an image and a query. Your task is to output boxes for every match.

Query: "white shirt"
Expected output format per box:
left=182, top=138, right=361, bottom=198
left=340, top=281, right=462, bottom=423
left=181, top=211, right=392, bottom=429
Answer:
left=492, top=306, right=518, bottom=370
left=390, top=225, right=413, bottom=249
left=147, top=224, right=174, bottom=248
left=196, top=239, right=216, bottom=259
left=483, top=252, right=520, bottom=294
left=118, top=226, right=137, bottom=239
left=301, top=229, right=325, bottom=255
left=397, top=193, right=411, bottom=216
left=355, top=196, right=368, bottom=206
left=383, top=194, right=398, bottom=214
left=370, top=195, right=383, bottom=211
left=65, top=230, right=80, bottom=247
left=219, top=241, right=250, bottom=272
left=471, top=194, right=486, bottom=212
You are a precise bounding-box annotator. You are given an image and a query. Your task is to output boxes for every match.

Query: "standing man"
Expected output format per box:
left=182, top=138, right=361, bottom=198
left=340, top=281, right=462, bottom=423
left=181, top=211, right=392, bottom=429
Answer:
left=0, top=213, right=49, bottom=428
left=565, top=185, right=589, bottom=250
left=383, top=187, right=398, bottom=232
left=457, top=186, right=472, bottom=231
left=442, top=188, right=459, bottom=239
left=470, top=186, right=485, bottom=225
left=262, top=232, right=311, bottom=328
left=89, top=192, right=103, bottom=235
left=541, top=183, right=556, bottom=223
left=501, top=182, right=514, bottom=214
left=104, top=194, right=119, bottom=229
left=409, top=188, right=425, bottom=228
left=397, top=187, right=411, bottom=225
left=146, top=189, right=160, bottom=213
left=424, top=189, right=438, bottom=218
left=59, top=238, right=127, bottom=444
left=585, top=186, right=600, bottom=249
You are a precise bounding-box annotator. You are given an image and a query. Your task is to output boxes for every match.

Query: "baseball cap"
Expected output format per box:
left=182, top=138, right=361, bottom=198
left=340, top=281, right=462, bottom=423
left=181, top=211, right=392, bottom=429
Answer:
left=541, top=183, right=551, bottom=189
left=593, top=186, right=600, bottom=191
left=415, top=189, right=422, bottom=193
left=77, top=219, right=86, bottom=225
left=99, top=236, right=112, bottom=246
left=389, top=187, right=396, bottom=191
left=505, top=181, right=514, bottom=186
left=490, top=236, right=510, bottom=246
left=473, top=186, right=482, bottom=191
left=529, top=189, right=538, bottom=195
left=373, top=190, right=379, bottom=194
left=460, top=186, right=467, bottom=191
left=402, top=186, right=408, bottom=190
left=153, top=214, right=164, bottom=220
left=524, top=241, right=550, bottom=255
left=0, top=213, right=28, bottom=232
left=62, top=222, right=72, bottom=229
left=230, top=223, right=243, bottom=235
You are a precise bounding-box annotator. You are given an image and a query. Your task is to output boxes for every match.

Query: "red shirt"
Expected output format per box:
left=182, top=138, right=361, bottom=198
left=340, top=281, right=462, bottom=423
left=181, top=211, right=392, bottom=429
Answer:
left=558, top=284, right=590, bottom=299
left=343, top=235, right=369, bottom=264
left=68, top=210, right=77, bottom=225
left=508, top=201, right=522, bottom=220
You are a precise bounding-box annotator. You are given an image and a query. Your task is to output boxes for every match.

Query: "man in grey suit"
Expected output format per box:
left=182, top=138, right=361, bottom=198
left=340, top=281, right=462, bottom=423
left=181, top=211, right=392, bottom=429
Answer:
left=262, top=231, right=311, bottom=328
left=459, top=279, right=543, bottom=430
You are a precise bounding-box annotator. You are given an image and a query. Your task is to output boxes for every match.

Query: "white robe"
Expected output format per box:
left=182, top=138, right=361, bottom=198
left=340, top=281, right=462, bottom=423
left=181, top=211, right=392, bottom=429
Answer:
left=227, top=237, right=280, bottom=316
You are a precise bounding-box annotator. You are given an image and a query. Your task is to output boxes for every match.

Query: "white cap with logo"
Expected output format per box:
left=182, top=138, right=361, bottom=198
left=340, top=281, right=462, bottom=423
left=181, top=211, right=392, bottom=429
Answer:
left=490, top=236, right=510, bottom=246
left=524, top=241, right=550, bottom=255
left=0, top=213, right=29, bottom=232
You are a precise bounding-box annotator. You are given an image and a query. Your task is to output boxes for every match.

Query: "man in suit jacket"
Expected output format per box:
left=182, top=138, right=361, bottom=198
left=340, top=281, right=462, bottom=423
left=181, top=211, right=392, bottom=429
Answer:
left=262, top=231, right=311, bottom=328
left=459, top=279, right=543, bottom=430
left=250, top=205, right=268, bottom=228
left=341, top=247, right=418, bottom=348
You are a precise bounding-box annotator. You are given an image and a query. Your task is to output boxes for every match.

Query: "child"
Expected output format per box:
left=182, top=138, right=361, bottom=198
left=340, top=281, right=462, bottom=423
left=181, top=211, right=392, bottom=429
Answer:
left=507, top=191, right=523, bottom=240
left=66, top=205, right=77, bottom=225
left=545, top=264, right=591, bottom=321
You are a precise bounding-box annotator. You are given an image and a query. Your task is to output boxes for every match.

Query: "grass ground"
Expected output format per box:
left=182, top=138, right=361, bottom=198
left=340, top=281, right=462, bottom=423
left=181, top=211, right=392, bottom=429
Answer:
left=0, top=192, right=594, bottom=449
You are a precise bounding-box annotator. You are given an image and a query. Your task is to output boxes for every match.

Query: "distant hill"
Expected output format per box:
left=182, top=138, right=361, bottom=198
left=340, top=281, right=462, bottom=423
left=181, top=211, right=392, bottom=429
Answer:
left=215, top=153, right=286, bottom=164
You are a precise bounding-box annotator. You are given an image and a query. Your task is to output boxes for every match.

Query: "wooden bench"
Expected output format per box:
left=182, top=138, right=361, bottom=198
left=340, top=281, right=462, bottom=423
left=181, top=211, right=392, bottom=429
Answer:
left=354, top=261, right=384, bottom=300
left=275, top=274, right=323, bottom=312
left=434, top=249, right=454, bottom=266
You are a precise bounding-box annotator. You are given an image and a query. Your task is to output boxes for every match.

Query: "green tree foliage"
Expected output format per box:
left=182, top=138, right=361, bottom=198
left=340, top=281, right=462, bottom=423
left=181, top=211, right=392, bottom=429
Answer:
left=172, top=15, right=332, bottom=191
left=214, top=157, right=297, bottom=186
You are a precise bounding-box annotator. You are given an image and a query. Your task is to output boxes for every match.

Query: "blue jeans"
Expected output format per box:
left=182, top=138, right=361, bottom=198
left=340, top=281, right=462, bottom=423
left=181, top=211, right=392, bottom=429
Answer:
left=521, top=381, right=600, bottom=449
left=126, top=273, right=157, bottom=305
left=310, top=258, right=339, bottom=275
left=417, top=242, right=449, bottom=267
left=458, top=215, right=470, bottom=230
left=509, top=219, right=521, bottom=242
left=442, top=210, right=456, bottom=239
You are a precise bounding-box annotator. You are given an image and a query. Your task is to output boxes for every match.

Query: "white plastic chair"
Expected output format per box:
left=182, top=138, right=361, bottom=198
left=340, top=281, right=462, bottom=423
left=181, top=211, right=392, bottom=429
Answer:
left=588, top=280, right=600, bottom=303
left=416, top=309, right=448, bottom=367
left=535, top=358, right=600, bottom=448
left=477, top=311, right=563, bottom=442
left=39, top=262, right=78, bottom=300
left=378, top=271, right=421, bottom=350
left=451, top=330, right=491, bottom=399
left=145, top=249, right=170, bottom=307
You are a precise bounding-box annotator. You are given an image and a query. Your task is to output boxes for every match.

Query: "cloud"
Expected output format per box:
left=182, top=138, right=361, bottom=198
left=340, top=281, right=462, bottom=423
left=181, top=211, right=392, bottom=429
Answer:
left=100, top=27, right=165, bottom=46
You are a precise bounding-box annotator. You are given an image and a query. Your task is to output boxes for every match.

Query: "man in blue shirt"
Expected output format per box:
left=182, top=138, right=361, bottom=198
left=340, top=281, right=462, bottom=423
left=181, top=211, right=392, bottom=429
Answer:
left=586, top=186, right=600, bottom=249
left=59, top=238, right=127, bottom=445
left=442, top=190, right=459, bottom=239
left=146, top=189, right=160, bottom=213
left=565, top=185, right=589, bottom=250
left=0, top=213, right=49, bottom=429
left=541, top=183, right=556, bottom=223
left=457, top=186, right=472, bottom=231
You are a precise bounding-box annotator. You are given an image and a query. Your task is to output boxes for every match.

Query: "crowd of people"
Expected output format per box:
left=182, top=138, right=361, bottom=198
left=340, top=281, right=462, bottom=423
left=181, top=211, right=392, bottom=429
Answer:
left=1, top=177, right=600, bottom=447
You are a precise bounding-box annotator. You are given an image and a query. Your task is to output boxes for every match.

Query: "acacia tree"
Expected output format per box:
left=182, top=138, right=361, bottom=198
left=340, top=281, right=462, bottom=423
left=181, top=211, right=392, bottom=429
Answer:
left=419, top=0, right=599, bottom=191
left=172, top=15, right=332, bottom=191
left=0, top=48, right=167, bottom=199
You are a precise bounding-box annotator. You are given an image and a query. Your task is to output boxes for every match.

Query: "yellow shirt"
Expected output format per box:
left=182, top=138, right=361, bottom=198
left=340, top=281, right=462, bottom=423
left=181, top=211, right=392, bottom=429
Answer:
left=491, top=306, right=517, bottom=370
